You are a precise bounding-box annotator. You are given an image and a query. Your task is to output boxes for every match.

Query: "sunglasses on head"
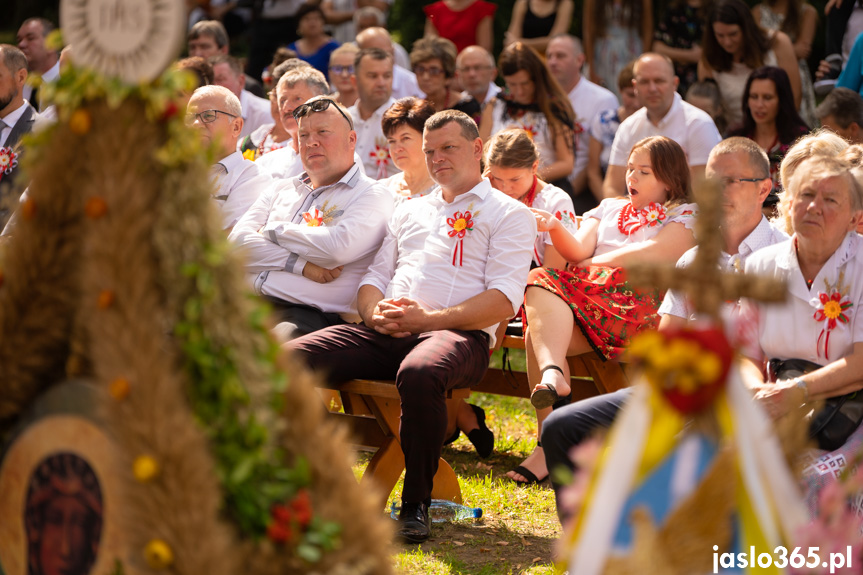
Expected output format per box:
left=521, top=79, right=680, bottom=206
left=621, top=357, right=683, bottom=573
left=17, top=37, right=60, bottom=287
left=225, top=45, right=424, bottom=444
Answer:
left=292, top=98, right=353, bottom=130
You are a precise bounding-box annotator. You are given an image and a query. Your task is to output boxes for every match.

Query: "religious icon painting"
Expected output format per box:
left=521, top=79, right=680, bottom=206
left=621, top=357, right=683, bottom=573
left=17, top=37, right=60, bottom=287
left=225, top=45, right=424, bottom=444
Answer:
left=0, top=382, right=124, bottom=575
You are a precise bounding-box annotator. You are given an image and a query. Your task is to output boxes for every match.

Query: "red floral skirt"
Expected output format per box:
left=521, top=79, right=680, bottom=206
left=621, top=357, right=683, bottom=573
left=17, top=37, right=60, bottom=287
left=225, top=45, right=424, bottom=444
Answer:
left=528, top=265, right=662, bottom=360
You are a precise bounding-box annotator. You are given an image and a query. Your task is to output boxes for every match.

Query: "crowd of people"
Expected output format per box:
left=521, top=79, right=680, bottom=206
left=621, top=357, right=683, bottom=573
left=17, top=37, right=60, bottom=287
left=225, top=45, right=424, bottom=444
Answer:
left=5, top=0, right=863, bottom=550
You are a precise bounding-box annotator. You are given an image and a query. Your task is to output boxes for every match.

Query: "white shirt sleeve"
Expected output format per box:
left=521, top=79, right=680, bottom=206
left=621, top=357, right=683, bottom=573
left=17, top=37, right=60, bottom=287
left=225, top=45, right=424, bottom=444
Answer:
left=229, top=186, right=297, bottom=272
left=485, top=204, right=538, bottom=315
left=265, top=183, right=394, bottom=269
left=685, top=116, right=722, bottom=166
left=360, top=207, right=404, bottom=295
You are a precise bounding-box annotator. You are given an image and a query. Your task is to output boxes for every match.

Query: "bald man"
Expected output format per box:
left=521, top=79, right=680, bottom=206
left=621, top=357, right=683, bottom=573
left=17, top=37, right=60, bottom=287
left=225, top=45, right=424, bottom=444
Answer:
left=356, top=27, right=423, bottom=99
left=602, top=53, right=721, bottom=199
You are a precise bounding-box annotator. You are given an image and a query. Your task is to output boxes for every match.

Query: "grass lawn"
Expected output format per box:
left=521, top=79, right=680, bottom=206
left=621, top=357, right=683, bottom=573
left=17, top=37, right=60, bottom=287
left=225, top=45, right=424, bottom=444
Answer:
left=351, top=351, right=567, bottom=575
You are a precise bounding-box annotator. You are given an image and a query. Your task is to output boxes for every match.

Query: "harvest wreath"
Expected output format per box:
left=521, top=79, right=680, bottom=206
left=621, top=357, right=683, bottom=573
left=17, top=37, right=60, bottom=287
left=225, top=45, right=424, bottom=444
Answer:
left=0, top=64, right=392, bottom=575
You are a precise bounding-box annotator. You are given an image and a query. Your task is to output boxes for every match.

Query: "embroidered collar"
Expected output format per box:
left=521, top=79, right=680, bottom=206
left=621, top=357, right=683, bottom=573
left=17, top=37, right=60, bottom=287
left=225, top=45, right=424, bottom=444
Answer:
left=781, top=232, right=861, bottom=302
left=617, top=201, right=667, bottom=235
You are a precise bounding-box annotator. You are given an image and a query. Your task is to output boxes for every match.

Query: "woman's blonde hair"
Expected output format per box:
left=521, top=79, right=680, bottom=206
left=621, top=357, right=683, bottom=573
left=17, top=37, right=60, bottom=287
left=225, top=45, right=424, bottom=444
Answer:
left=484, top=128, right=539, bottom=170
left=777, top=129, right=849, bottom=233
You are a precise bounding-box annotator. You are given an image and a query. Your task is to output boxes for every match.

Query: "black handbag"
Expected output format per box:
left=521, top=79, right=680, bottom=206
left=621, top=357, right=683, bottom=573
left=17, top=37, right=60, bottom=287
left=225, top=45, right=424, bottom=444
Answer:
left=767, top=358, right=863, bottom=451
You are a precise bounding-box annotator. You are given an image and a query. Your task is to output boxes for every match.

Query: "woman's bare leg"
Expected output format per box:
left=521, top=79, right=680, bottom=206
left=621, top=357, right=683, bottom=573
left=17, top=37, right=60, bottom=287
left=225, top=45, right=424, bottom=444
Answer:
left=507, top=287, right=593, bottom=483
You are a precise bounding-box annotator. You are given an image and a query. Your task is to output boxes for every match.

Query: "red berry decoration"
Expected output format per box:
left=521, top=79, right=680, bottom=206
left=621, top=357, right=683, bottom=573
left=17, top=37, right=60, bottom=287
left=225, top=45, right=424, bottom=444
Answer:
left=271, top=503, right=291, bottom=524
left=267, top=521, right=291, bottom=544
left=162, top=101, right=179, bottom=121
left=85, top=196, right=108, bottom=219
left=291, top=489, right=313, bottom=529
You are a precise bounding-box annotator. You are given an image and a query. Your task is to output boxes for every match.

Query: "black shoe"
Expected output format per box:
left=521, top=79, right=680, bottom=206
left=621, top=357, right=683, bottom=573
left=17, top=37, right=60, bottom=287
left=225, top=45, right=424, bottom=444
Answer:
left=815, top=53, right=843, bottom=96
left=465, top=404, right=494, bottom=459
left=396, top=501, right=430, bottom=543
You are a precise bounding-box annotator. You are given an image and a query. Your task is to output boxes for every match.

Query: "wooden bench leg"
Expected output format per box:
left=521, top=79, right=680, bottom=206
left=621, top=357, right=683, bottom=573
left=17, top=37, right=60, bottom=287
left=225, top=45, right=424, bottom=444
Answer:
left=363, top=436, right=405, bottom=509
left=431, top=458, right=462, bottom=503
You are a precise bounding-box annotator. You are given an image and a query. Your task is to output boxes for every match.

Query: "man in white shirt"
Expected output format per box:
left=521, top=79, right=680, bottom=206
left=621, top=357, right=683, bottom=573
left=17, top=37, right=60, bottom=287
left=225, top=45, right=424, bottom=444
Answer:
left=453, top=46, right=500, bottom=125
left=356, top=27, right=424, bottom=100
left=211, top=54, right=272, bottom=140
left=16, top=18, right=58, bottom=113
left=541, top=137, right=787, bottom=526
left=289, top=110, right=536, bottom=543
left=347, top=48, right=398, bottom=179
left=546, top=34, right=618, bottom=212
left=186, top=85, right=271, bottom=231
left=188, top=20, right=265, bottom=98
left=257, top=67, right=330, bottom=180
left=603, top=53, right=721, bottom=199
left=0, top=45, right=37, bottom=227
left=229, top=95, right=393, bottom=341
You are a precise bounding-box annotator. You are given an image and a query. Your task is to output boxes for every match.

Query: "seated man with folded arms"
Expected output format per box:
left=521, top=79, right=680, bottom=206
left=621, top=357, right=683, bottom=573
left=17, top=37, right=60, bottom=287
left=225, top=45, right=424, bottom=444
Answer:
left=288, top=110, right=536, bottom=543
left=186, top=85, right=272, bottom=231
left=541, top=137, right=788, bottom=525
left=229, top=95, right=393, bottom=341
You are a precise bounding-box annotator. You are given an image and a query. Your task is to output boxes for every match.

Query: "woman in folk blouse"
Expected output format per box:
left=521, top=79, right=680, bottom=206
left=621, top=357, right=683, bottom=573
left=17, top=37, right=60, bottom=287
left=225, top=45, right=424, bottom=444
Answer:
left=507, top=136, right=698, bottom=484
left=485, top=128, right=576, bottom=269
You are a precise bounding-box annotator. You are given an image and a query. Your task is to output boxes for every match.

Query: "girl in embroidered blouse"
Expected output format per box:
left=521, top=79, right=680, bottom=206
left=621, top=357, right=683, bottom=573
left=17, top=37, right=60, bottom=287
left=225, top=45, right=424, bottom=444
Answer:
left=506, top=136, right=697, bottom=485
left=740, top=157, right=863, bottom=505
left=480, top=43, right=577, bottom=198
left=485, top=128, right=576, bottom=269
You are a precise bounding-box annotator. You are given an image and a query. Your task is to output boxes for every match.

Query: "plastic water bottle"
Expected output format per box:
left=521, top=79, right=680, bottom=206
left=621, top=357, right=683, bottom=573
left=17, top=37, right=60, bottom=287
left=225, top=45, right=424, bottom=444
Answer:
left=390, top=499, right=483, bottom=523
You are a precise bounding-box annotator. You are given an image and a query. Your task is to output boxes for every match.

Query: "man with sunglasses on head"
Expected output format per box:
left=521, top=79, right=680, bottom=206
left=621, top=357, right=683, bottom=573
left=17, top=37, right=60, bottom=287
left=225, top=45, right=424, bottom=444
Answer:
left=347, top=48, right=398, bottom=180
left=230, top=95, right=393, bottom=342
left=186, top=85, right=272, bottom=232
left=288, top=110, right=536, bottom=543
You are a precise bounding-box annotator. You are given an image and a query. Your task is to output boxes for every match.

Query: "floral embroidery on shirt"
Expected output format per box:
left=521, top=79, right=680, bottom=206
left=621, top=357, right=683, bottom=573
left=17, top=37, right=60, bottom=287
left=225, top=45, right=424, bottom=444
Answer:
left=0, top=146, right=18, bottom=183
left=447, top=209, right=476, bottom=266
left=555, top=210, right=577, bottom=228
left=370, top=136, right=390, bottom=179
left=520, top=123, right=538, bottom=140
left=302, top=201, right=344, bottom=227
left=617, top=202, right=667, bottom=235
left=810, top=271, right=854, bottom=360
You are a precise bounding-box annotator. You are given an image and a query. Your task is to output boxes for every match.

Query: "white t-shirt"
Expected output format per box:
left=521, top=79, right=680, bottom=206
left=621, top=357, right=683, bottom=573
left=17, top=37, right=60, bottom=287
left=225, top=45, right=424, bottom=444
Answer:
left=608, top=93, right=721, bottom=168
left=568, top=78, right=618, bottom=182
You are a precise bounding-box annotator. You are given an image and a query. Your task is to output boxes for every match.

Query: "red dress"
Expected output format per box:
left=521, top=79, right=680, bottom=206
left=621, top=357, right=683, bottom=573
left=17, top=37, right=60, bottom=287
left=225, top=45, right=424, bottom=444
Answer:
left=423, top=1, right=497, bottom=54
left=528, top=198, right=698, bottom=361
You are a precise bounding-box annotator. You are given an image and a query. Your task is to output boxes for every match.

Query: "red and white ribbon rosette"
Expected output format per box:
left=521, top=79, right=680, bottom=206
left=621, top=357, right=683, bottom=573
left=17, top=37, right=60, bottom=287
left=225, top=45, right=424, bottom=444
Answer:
left=0, top=146, right=18, bottom=184
left=811, top=290, right=853, bottom=360
left=302, top=207, right=325, bottom=227
left=447, top=210, right=474, bottom=266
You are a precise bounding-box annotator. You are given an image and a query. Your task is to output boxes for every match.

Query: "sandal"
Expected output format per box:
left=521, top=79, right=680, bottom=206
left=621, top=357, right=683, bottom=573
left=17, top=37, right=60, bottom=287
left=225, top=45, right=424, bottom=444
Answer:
left=530, top=365, right=566, bottom=409
left=508, top=442, right=548, bottom=485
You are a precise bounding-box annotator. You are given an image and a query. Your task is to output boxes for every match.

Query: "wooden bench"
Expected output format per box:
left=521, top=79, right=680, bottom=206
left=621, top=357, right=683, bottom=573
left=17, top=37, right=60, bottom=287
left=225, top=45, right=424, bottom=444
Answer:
left=317, top=332, right=629, bottom=507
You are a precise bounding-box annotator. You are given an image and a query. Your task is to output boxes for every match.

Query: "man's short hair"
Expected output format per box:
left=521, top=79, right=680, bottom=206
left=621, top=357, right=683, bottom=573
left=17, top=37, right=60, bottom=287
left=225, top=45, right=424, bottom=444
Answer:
left=634, top=52, right=675, bottom=77
left=276, top=67, right=329, bottom=97
left=355, top=47, right=393, bottom=71
left=208, top=54, right=242, bottom=77
left=22, top=18, right=56, bottom=37
left=424, top=109, right=479, bottom=141
left=456, top=45, right=495, bottom=68
left=549, top=34, right=584, bottom=56
left=815, top=87, right=863, bottom=129
left=709, top=137, right=770, bottom=177
left=272, top=58, right=311, bottom=84
left=192, top=85, right=242, bottom=117
left=188, top=20, right=229, bottom=50
left=353, top=6, right=386, bottom=28
left=0, top=44, right=28, bottom=74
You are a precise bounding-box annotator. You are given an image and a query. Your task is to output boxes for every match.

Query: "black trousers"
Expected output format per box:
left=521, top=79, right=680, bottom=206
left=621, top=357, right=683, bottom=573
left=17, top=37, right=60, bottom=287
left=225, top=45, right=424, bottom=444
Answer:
left=541, top=387, right=631, bottom=521
left=289, top=324, right=490, bottom=503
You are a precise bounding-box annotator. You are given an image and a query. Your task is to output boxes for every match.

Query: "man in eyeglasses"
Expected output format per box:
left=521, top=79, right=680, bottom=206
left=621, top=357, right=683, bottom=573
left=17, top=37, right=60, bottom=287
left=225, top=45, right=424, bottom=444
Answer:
left=347, top=48, right=397, bottom=180
left=540, top=137, right=788, bottom=527
left=452, top=46, right=500, bottom=126
left=289, top=110, right=536, bottom=542
left=229, top=94, right=393, bottom=341
left=186, top=85, right=273, bottom=232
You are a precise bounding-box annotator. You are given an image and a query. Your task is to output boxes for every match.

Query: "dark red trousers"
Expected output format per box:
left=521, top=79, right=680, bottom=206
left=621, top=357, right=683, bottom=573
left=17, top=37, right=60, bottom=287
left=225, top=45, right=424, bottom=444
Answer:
left=288, top=324, right=490, bottom=503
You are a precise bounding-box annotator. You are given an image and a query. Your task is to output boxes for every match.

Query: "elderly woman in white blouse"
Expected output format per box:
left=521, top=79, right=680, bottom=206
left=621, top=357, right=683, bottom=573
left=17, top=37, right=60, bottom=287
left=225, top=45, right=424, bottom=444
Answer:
left=742, top=155, right=863, bottom=453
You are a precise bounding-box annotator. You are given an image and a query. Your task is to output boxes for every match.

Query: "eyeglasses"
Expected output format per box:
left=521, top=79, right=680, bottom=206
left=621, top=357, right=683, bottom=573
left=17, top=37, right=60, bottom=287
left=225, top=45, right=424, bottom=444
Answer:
left=184, top=109, right=238, bottom=126
left=720, top=176, right=768, bottom=187
left=456, top=65, right=493, bottom=74
left=329, top=64, right=354, bottom=76
left=414, top=65, right=445, bottom=77
left=292, top=98, right=354, bottom=130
